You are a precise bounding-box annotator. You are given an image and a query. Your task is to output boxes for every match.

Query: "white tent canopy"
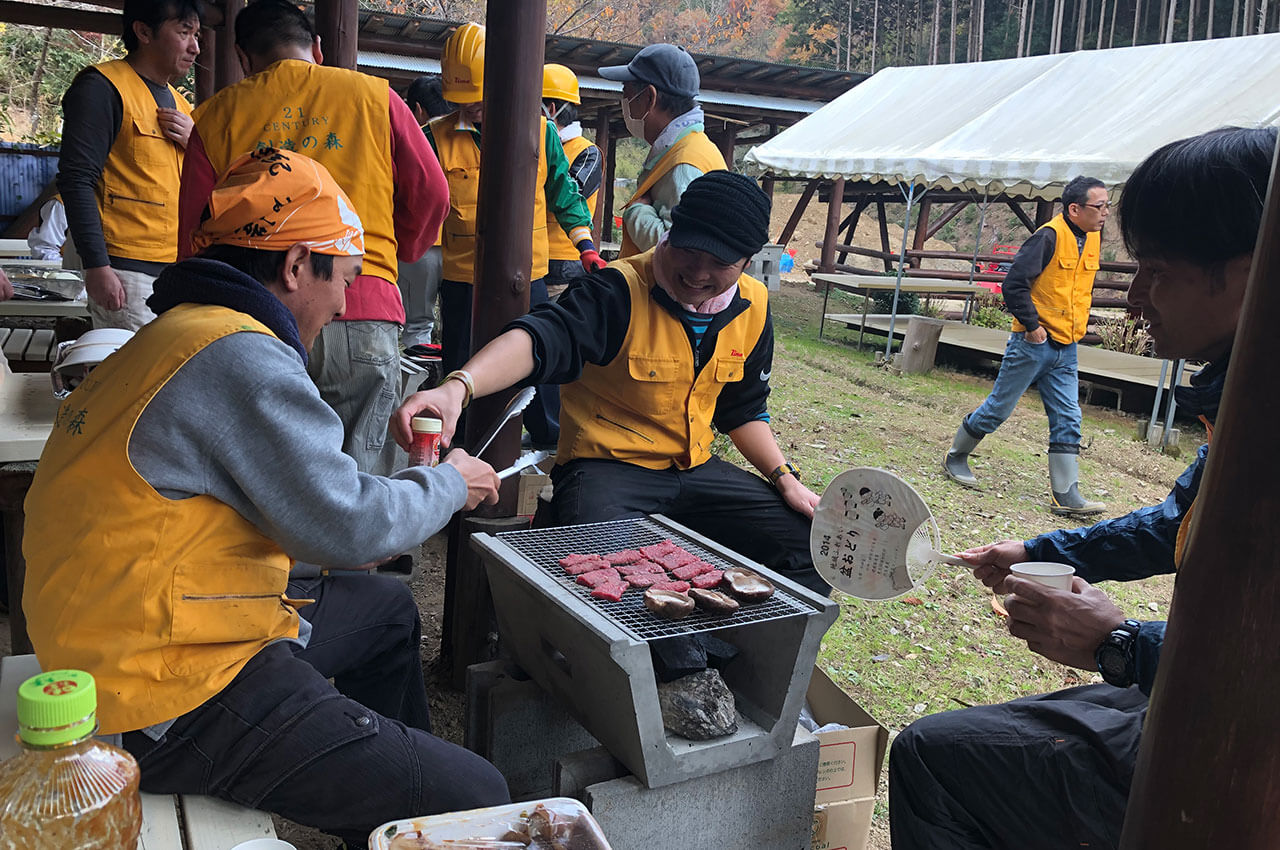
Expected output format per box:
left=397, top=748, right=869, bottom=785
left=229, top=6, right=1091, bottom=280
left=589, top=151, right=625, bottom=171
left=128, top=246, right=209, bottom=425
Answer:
left=745, top=34, right=1280, bottom=200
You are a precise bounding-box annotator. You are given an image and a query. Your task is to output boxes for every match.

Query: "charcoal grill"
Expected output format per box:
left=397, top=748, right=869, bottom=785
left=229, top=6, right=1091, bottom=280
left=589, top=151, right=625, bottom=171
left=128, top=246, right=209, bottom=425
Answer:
left=471, top=515, right=838, bottom=789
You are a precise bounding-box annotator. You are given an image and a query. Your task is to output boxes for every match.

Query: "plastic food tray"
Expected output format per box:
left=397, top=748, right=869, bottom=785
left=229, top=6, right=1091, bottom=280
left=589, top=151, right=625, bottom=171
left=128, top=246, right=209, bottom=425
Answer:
left=368, top=797, right=612, bottom=850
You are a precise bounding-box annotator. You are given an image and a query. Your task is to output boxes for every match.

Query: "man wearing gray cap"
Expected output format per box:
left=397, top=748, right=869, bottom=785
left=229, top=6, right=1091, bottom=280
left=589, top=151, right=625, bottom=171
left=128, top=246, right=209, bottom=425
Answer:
left=600, top=43, right=727, bottom=258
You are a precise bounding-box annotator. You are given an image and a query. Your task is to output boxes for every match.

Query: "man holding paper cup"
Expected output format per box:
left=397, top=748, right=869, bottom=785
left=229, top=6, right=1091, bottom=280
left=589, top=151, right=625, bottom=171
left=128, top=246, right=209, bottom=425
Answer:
left=889, top=126, right=1275, bottom=849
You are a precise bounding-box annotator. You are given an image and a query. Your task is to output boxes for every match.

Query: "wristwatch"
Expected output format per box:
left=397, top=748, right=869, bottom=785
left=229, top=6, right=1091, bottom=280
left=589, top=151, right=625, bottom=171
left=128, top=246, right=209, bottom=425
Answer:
left=1095, top=619, right=1141, bottom=688
left=768, top=462, right=800, bottom=486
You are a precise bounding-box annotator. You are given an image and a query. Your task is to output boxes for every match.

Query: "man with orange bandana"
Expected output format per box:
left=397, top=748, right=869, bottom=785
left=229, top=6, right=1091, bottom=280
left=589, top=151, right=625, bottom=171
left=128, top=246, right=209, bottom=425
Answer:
left=23, top=149, right=508, bottom=845
left=600, top=44, right=727, bottom=258
left=429, top=22, right=605, bottom=449
left=177, top=0, right=447, bottom=475
left=890, top=126, right=1274, bottom=850
left=57, top=0, right=199, bottom=330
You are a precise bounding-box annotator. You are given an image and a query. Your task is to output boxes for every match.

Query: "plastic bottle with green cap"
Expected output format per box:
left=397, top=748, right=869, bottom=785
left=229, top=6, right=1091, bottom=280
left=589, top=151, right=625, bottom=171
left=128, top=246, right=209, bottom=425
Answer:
left=0, top=669, right=142, bottom=849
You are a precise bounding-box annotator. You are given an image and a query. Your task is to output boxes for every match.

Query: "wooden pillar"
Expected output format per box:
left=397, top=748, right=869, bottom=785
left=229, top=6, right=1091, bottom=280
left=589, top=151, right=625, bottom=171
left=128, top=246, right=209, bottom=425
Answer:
left=196, top=26, right=217, bottom=103
left=714, top=125, right=737, bottom=165
left=1119, top=139, right=1280, bottom=849
left=213, top=0, right=244, bottom=91
left=1035, top=199, right=1055, bottom=226
left=592, top=109, right=610, bottom=244
left=876, top=197, right=894, bottom=272
left=761, top=172, right=776, bottom=205
left=778, top=179, right=818, bottom=246
left=819, top=177, right=845, bottom=273
left=602, top=133, right=618, bottom=243
left=315, top=0, right=358, bottom=69
left=910, top=195, right=933, bottom=268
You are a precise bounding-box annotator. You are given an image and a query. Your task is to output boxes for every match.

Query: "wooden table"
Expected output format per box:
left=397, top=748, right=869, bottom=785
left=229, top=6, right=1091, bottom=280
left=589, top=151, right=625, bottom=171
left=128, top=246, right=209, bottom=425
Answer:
left=0, top=654, right=277, bottom=849
left=811, top=273, right=987, bottom=347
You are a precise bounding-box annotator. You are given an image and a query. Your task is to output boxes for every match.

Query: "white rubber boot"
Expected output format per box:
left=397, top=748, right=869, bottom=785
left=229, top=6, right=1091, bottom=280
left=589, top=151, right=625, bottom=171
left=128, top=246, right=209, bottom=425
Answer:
left=1048, top=452, right=1106, bottom=517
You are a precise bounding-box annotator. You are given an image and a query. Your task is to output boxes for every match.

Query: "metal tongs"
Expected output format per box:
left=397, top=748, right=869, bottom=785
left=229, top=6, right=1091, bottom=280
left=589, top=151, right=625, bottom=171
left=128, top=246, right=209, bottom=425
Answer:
left=11, top=282, right=71, bottom=301
left=469, top=385, right=537, bottom=459
left=497, top=449, right=552, bottom=480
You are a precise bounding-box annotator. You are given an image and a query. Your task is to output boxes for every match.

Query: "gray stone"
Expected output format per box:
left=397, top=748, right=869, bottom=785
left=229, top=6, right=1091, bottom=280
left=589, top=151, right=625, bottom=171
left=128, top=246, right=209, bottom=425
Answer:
left=657, top=669, right=738, bottom=740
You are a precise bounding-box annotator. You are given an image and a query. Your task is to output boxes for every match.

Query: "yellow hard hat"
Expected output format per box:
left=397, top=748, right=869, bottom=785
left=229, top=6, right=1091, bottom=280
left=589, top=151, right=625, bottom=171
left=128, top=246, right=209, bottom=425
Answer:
left=442, top=22, right=484, bottom=104
left=542, top=63, right=580, bottom=105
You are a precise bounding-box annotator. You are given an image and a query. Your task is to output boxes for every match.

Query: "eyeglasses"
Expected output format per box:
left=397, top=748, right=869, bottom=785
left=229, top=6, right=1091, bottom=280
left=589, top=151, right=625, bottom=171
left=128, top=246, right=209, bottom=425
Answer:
left=1083, top=201, right=1111, bottom=210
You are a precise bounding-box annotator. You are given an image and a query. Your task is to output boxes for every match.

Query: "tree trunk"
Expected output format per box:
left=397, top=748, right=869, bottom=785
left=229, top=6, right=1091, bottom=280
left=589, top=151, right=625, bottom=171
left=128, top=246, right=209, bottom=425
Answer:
left=1207, top=0, right=1215, bottom=36
left=1097, top=0, right=1107, bottom=46
left=1109, top=0, right=1120, bottom=44
left=27, top=27, right=52, bottom=133
left=1052, top=0, right=1065, bottom=50
left=1134, top=0, right=1144, bottom=42
left=1030, top=0, right=1040, bottom=53
left=1076, top=0, right=1088, bottom=49
left=872, top=0, right=881, bottom=71
left=1232, top=0, right=1240, bottom=35
left=1018, top=0, right=1030, bottom=53
left=950, top=0, right=957, bottom=60
left=977, top=0, right=986, bottom=58
left=896, top=0, right=905, bottom=64
left=932, top=0, right=942, bottom=62
left=1164, top=0, right=1178, bottom=39
left=1188, top=0, right=1197, bottom=37
left=1258, top=0, right=1268, bottom=32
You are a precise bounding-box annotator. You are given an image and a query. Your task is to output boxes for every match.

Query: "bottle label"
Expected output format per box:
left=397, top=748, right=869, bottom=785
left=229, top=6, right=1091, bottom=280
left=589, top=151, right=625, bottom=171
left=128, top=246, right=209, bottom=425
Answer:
left=409, top=431, right=441, bottom=467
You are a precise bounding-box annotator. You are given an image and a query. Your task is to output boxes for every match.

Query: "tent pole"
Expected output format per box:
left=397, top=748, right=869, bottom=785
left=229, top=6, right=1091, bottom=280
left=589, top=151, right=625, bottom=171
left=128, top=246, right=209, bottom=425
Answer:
left=964, top=191, right=990, bottom=322
left=886, top=183, right=918, bottom=359
left=1160, top=358, right=1184, bottom=448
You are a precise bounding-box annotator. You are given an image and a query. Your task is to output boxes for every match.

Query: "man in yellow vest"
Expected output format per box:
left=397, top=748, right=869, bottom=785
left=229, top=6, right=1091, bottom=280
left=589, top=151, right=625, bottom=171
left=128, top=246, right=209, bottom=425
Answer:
left=23, top=149, right=508, bottom=844
left=57, top=0, right=199, bottom=330
left=395, top=172, right=828, bottom=595
left=892, top=126, right=1272, bottom=850
left=542, top=63, right=603, bottom=298
left=943, top=176, right=1110, bottom=516
left=428, top=22, right=605, bottom=448
left=176, top=0, right=447, bottom=475
left=600, top=44, right=727, bottom=258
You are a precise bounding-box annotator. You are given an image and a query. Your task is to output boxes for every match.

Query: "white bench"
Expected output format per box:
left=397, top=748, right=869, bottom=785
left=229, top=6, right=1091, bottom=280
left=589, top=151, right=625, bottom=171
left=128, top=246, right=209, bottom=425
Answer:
left=1, top=654, right=277, bottom=849
left=0, top=327, right=58, bottom=367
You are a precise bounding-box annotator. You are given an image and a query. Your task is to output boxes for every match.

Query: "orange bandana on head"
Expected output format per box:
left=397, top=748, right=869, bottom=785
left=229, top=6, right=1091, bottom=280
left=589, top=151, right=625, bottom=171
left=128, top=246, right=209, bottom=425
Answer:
left=192, top=148, right=365, bottom=256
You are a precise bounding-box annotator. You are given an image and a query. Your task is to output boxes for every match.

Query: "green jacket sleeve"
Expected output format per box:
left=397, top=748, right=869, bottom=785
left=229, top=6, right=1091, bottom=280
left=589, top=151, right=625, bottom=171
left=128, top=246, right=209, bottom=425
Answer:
left=543, top=122, right=594, bottom=249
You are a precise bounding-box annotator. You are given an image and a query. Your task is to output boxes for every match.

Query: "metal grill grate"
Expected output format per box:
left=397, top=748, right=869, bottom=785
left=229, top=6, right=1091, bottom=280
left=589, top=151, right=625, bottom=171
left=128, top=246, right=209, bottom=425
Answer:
left=494, top=516, right=812, bottom=642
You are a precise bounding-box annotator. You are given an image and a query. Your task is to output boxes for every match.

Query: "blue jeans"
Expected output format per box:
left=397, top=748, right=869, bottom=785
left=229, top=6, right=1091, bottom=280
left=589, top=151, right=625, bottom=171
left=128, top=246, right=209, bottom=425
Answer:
left=966, top=332, right=1082, bottom=454
left=307, top=320, right=402, bottom=475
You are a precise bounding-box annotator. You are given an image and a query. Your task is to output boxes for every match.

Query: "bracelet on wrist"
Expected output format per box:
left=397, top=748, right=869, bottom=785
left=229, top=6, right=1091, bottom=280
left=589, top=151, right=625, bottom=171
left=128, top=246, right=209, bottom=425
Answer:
left=441, top=369, right=475, bottom=409
left=768, top=462, right=800, bottom=486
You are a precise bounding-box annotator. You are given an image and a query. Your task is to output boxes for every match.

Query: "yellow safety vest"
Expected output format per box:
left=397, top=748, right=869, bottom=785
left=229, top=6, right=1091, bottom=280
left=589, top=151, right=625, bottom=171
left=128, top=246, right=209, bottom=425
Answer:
left=193, top=60, right=399, bottom=284
left=93, top=59, right=191, bottom=264
left=432, top=112, right=550, bottom=283
left=1011, top=214, right=1101, bottom=345
left=23, top=305, right=303, bottom=735
left=620, top=130, right=727, bottom=258
left=558, top=250, right=768, bottom=470
left=547, top=134, right=599, bottom=262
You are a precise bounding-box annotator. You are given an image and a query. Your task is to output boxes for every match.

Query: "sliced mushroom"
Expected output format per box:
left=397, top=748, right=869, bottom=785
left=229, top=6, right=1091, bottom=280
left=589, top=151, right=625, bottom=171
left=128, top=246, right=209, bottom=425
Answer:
left=688, top=587, right=740, bottom=614
left=722, top=568, right=776, bottom=602
left=644, top=587, right=696, bottom=619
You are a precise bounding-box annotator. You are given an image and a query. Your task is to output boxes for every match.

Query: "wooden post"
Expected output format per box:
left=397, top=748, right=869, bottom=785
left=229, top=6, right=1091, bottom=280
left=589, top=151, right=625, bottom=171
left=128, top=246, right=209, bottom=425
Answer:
left=714, top=126, right=737, bottom=165
left=592, top=109, right=610, bottom=244
left=778, top=179, right=818, bottom=246
left=213, top=0, right=243, bottom=91
left=819, top=178, right=845, bottom=273
left=444, top=0, right=547, bottom=682
left=876, top=197, right=894, bottom=272
left=315, top=0, right=357, bottom=69
left=761, top=172, right=776, bottom=204
left=900, top=317, right=944, bottom=373
left=1119, top=141, right=1280, bottom=849
left=910, top=195, right=933, bottom=267
left=1035, top=199, right=1055, bottom=226
left=196, top=27, right=216, bottom=103
left=602, top=133, right=618, bottom=243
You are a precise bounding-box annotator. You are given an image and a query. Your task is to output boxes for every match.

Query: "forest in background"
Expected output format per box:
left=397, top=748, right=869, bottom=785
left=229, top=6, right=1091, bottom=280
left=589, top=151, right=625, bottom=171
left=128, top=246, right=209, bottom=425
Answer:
left=3, top=0, right=1278, bottom=144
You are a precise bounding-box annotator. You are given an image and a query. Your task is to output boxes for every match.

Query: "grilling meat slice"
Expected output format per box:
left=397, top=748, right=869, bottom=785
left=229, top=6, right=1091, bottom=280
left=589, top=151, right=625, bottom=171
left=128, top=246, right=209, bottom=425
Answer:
left=575, top=567, right=622, bottom=588
left=604, top=549, right=644, bottom=565
left=625, top=571, right=665, bottom=588
left=670, top=561, right=714, bottom=581
left=644, top=587, right=696, bottom=620
left=563, top=558, right=609, bottom=576
left=651, top=579, right=691, bottom=593
left=558, top=553, right=598, bottom=568
left=590, top=579, right=628, bottom=602
left=689, top=588, right=740, bottom=614
left=690, top=569, right=725, bottom=589
left=722, top=568, right=776, bottom=602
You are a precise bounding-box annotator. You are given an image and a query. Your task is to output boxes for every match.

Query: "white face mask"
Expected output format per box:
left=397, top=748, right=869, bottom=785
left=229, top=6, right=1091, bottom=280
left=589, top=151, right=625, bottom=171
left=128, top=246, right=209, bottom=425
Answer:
left=621, top=90, right=650, bottom=141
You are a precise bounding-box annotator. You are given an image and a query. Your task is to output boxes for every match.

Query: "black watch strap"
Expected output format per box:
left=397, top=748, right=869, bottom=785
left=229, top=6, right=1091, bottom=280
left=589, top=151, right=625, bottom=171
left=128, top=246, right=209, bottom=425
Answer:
left=1095, top=619, right=1141, bottom=688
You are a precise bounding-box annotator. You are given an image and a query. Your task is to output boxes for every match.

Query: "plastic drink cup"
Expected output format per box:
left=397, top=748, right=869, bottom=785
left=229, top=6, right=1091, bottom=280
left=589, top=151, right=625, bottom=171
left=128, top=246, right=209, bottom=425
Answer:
left=1009, top=561, right=1075, bottom=590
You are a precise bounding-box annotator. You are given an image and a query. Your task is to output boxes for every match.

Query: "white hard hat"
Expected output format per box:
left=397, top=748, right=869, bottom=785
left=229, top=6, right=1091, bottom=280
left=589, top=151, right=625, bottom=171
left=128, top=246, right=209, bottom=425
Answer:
left=51, top=328, right=134, bottom=398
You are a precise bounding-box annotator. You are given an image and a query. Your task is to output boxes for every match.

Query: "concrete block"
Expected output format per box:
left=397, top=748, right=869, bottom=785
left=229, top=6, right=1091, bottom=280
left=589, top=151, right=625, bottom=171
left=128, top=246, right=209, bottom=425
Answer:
left=465, top=661, right=599, bottom=801
left=571, top=727, right=820, bottom=850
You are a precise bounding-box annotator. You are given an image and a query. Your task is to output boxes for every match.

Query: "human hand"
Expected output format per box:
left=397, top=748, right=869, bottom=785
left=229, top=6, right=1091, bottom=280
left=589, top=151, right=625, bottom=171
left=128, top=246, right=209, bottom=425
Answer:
left=156, top=108, right=194, bottom=148
left=1026, top=326, right=1048, bottom=344
left=580, top=249, right=606, bottom=272
left=0, top=269, right=12, bottom=301
left=1003, top=575, right=1125, bottom=670
left=392, top=379, right=467, bottom=450
left=442, top=448, right=500, bottom=509
left=958, top=540, right=1028, bottom=593
left=85, top=266, right=127, bottom=311
left=778, top=475, right=821, bottom=519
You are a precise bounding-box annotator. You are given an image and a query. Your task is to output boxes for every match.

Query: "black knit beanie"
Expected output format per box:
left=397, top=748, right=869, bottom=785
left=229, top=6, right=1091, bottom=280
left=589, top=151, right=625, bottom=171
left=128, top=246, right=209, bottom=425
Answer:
left=668, top=171, right=771, bottom=263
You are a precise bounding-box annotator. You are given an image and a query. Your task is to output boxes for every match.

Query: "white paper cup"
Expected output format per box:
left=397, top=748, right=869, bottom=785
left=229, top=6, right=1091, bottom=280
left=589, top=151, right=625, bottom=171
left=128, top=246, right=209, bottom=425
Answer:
left=230, top=840, right=296, bottom=850
left=1009, top=561, right=1075, bottom=591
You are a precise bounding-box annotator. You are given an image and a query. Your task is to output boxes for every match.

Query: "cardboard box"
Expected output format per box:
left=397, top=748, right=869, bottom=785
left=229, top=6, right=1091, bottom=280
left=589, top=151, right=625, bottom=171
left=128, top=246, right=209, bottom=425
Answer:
left=516, top=466, right=551, bottom=516
left=806, top=666, right=889, bottom=850
left=812, top=798, right=875, bottom=850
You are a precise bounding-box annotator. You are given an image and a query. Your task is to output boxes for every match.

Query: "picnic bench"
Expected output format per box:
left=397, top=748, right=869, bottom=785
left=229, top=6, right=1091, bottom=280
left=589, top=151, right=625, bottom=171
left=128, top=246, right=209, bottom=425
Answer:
left=811, top=273, right=987, bottom=347
left=0, top=654, right=277, bottom=848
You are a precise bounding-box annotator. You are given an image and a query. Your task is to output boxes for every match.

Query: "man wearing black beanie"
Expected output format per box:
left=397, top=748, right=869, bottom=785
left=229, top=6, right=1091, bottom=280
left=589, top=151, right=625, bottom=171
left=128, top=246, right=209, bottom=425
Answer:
left=393, top=171, right=826, bottom=595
